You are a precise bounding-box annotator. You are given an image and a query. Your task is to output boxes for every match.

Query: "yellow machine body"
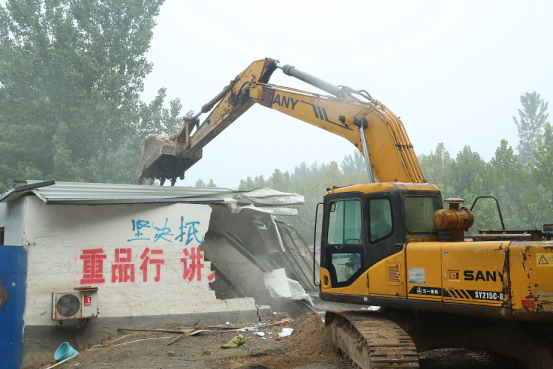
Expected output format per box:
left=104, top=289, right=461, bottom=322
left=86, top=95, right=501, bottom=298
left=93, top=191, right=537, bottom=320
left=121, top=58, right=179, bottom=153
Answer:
left=319, top=183, right=553, bottom=322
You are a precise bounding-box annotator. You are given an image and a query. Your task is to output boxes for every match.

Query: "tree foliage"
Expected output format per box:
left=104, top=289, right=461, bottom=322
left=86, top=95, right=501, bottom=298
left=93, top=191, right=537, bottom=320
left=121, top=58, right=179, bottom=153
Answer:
left=195, top=178, right=217, bottom=188
left=0, top=0, right=180, bottom=192
left=238, top=92, right=552, bottom=242
left=514, top=92, right=549, bottom=167
left=532, top=123, right=553, bottom=188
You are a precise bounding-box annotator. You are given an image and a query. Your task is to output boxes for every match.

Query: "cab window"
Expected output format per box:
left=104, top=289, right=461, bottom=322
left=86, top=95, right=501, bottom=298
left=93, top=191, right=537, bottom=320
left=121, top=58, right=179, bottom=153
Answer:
left=327, top=200, right=362, bottom=245
left=369, top=198, right=393, bottom=242
left=331, top=253, right=362, bottom=283
left=405, top=196, right=440, bottom=232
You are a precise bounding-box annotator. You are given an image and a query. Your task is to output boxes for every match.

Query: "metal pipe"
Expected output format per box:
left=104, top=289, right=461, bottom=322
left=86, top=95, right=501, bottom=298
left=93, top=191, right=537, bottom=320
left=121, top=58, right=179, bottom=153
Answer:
left=358, top=126, right=375, bottom=183
left=200, top=80, right=235, bottom=114
left=276, top=63, right=344, bottom=98
left=469, top=195, right=506, bottom=230
left=313, top=202, right=323, bottom=287
left=187, top=80, right=237, bottom=124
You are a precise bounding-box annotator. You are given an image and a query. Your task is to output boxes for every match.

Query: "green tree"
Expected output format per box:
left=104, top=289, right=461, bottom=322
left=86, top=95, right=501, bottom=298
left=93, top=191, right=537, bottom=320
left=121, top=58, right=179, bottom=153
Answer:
left=195, top=179, right=218, bottom=187
left=486, top=139, right=529, bottom=229
left=238, top=175, right=267, bottom=191
left=0, top=0, right=178, bottom=192
left=528, top=123, right=553, bottom=226
left=532, top=123, right=553, bottom=188
left=341, top=151, right=369, bottom=179
left=267, top=169, right=289, bottom=191
left=526, top=185, right=553, bottom=228
left=321, top=161, right=345, bottom=189
left=450, top=145, right=488, bottom=197
left=236, top=132, right=553, bottom=242
left=291, top=162, right=311, bottom=184
left=419, top=143, right=454, bottom=198
left=514, top=92, right=549, bottom=167
left=489, top=140, right=522, bottom=184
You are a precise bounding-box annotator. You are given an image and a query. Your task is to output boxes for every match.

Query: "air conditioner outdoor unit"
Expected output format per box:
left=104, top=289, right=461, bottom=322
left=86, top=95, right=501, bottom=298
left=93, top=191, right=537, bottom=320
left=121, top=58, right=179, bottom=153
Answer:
left=51, top=288, right=98, bottom=321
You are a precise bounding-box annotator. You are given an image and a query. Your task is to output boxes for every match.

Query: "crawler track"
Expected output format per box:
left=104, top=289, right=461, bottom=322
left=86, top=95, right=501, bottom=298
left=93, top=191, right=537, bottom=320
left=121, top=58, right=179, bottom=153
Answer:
left=326, top=309, right=419, bottom=368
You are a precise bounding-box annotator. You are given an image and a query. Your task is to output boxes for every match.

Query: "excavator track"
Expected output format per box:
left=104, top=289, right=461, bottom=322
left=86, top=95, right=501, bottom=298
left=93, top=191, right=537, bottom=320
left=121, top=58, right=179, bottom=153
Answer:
left=326, top=309, right=419, bottom=369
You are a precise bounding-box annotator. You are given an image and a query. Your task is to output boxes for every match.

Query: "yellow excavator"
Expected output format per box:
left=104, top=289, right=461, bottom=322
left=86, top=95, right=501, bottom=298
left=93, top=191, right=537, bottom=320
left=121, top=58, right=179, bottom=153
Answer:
left=139, top=58, right=553, bottom=369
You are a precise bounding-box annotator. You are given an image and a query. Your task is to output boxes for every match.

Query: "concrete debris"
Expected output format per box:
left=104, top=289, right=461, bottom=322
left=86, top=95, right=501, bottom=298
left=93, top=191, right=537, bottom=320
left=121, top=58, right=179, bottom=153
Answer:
left=222, top=188, right=304, bottom=216
left=278, top=328, right=294, bottom=338
left=264, top=269, right=313, bottom=305
left=224, top=203, right=299, bottom=216
left=205, top=192, right=318, bottom=318
left=231, top=188, right=304, bottom=206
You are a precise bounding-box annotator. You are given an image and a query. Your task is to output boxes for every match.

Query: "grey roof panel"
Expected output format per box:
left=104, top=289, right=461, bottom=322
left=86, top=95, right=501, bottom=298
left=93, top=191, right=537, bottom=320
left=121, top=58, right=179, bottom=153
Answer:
left=0, top=180, right=56, bottom=203
left=1, top=180, right=234, bottom=205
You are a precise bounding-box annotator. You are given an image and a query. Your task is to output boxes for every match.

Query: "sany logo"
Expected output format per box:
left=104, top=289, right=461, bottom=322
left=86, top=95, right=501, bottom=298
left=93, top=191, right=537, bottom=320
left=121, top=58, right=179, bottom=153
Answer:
left=416, top=287, right=422, bottom=294
left=464, top=270, right=504, bottom=282
left=272, top=94, right=299, bottom=110
left=83, top=295, right=92, bottom=307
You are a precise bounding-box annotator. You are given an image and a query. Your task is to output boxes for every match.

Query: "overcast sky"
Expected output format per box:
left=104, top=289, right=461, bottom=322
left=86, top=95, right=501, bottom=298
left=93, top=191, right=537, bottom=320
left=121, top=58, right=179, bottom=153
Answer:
left=142, top=0, right=553, bottom=189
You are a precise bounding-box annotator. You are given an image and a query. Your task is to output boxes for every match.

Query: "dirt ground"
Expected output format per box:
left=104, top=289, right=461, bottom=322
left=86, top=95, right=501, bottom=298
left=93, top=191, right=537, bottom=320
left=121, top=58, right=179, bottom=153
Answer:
left=39, top=313, right=341, bottom=369
left=38, top=312, right=502, bottom=369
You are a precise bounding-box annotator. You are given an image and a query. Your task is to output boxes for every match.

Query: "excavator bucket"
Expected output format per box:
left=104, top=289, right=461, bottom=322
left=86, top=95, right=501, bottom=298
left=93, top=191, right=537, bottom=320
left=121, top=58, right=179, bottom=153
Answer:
left=138, top=135, right=201, bottom=185
left=137, top=59, right=278, bottom=186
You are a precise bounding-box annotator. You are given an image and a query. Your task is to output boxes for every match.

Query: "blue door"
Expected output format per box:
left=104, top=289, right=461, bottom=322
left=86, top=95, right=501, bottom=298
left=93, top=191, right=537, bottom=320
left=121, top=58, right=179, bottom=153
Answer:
left=0, top=245, right=27, bottom=369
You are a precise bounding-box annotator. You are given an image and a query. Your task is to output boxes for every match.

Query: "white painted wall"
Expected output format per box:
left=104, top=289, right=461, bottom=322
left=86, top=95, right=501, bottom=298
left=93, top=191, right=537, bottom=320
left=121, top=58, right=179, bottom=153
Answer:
left=0, top=199, right=26, bottom=246
left=21, top=197, right=256, bottom=326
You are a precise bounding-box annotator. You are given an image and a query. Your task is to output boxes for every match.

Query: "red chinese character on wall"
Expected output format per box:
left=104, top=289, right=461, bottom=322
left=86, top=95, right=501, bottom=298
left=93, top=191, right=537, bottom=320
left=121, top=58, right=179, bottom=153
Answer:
left=139, top=247, right=164, bottom=282
left=181, top=247, right=215, bottom=282
left=80, top=248, right=107, bottom=284
left=112, top=248, right=135, bottom=283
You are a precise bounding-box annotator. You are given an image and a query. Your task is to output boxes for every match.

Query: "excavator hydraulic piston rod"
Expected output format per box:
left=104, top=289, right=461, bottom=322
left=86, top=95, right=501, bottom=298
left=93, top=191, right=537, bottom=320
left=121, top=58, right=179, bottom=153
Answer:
left=275, top=62, right=344, bottom=98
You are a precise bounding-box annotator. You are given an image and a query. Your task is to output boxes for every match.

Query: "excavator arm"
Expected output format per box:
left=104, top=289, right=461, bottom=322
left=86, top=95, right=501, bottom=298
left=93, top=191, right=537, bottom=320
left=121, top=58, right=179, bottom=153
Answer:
left=138, top=58, right=426, bottom=185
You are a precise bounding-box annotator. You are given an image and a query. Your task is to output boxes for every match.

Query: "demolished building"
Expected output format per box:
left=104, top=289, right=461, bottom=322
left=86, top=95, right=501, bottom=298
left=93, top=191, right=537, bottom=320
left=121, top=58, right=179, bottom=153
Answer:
left=0, top=180, right=317, bottom=368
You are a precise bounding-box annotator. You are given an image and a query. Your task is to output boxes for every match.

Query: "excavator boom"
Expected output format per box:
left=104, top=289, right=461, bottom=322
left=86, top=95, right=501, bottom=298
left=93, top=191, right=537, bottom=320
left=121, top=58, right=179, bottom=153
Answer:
left=138, top=58, right=426, bottom=185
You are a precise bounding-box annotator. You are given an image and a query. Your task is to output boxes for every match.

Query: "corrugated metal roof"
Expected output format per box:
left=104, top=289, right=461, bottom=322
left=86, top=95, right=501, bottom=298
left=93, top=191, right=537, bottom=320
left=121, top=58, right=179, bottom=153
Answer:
left=0, top=180, right=234, bottom=205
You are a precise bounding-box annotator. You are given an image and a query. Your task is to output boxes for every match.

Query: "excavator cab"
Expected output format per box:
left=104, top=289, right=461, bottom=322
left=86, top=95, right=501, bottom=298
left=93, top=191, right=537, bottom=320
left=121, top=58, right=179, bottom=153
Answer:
left=319, top=183, right=442, bottom=289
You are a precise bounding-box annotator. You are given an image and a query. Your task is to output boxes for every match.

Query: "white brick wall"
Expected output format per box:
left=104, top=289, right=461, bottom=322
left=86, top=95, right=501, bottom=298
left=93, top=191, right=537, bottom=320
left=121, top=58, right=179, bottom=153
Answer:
left=20, top=197, right=256, bottom=326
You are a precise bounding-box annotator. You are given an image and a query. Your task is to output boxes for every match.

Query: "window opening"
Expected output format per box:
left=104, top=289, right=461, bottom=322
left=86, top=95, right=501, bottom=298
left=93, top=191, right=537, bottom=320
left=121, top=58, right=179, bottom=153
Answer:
left=327, top=200, right=362, bottom=245
left=405, top=196, right=440, bottom=232
left=369, top=198, right=393, bottom=242
left=331, top=253, right=362, bottom=282
left=326, top=199, right=363, bottom=285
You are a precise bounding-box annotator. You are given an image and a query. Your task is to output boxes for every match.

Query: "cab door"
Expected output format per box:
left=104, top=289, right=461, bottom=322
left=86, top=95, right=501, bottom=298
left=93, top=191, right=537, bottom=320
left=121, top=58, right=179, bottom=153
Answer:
left=320, top=193, right=365, bottom=288
left=366, top=195, right=396, bottom=268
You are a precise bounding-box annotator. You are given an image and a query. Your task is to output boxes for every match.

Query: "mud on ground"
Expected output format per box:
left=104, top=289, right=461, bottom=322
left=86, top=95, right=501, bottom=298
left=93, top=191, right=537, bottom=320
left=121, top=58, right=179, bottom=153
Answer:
left=39, top=313, right=340, bottom=369
left=38, top=312, right=505, bottom=369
